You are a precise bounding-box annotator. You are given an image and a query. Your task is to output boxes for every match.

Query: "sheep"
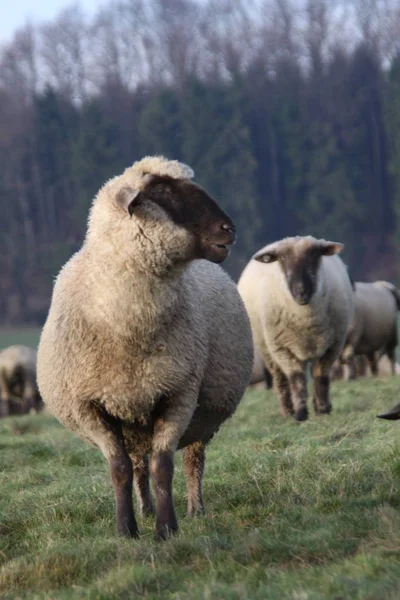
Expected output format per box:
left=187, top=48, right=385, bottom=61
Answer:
left=237, top=236, right=354, bottom=421
left=331, top=354, right=400, bottom=380
left=37, top=155, right=253, bottom=540
left=0, top=345, right=42, bottom=416
left=340, top=281, right=400, bottom=379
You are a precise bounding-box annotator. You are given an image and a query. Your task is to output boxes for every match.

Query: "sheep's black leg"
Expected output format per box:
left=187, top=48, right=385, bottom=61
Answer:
left=110, top=452, right=137, bottom=536
left=150, top=389, right=198, bottom=540
left=289, top=371, right=308, bottom=421
left=264, top=367, right=273, bottom=389
left=312, top=375, right=331, bottom=414
left=312, top=359, right=332, bottom=415
left=183, top=441, right=205, bottom=517
left=150, top=450, right=178, bottom=540
left=84, top=405, right=138, bottom=537
left=273, top=367, right=294, bottom=417
left=131, top=454, right=155, bottom=517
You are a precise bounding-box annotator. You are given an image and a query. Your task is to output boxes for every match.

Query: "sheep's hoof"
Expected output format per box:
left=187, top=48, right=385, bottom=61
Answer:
left=280, top=406, right=294, bottom=418
left=187, top=505, right=205, bottom=518
left=117, top=524, right=139, bottom=538
left=294, top=407, right=308, bottom=422
left=315, top=403, right=332, bottom=415
left=155, top=523, right=178, bottom=541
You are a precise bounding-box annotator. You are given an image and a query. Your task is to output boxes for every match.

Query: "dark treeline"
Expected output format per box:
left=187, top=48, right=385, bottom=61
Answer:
left=2, top=0, right=400, bottom=324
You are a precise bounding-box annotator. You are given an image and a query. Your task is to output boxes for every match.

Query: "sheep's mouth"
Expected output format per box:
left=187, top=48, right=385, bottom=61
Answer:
left=204, top=242, right=231, bottom=263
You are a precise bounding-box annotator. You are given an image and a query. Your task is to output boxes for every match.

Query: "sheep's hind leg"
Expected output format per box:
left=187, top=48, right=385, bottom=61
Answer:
left=183, top=441, right=205, bottom=517
left=131, top=454, right=155, bottom=518
left=273, top=367, right=294, bottom=418
left=151, top=390, right=197, bottom=540
left=312, top=357, right=333, bottom=415
left=85, top=404, right=138, bottom=537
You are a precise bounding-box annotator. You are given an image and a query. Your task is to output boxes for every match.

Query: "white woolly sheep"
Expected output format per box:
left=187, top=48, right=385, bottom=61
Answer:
left=238, top=236, right=354, bottom=421
left=340, top=281, right=400, bottom=379
left=37, top=155, right=253, bottom=540
left=0, top=345, right=42, bottom=416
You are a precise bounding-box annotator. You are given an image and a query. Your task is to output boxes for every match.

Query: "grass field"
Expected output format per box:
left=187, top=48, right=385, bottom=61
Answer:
left=0, top=376, right=400, bottom=599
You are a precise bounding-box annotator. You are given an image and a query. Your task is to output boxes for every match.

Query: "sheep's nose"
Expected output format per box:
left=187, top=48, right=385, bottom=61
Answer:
left=221, top=222, right=236, bottom=235
left=291, top=282, right=310, bottom=305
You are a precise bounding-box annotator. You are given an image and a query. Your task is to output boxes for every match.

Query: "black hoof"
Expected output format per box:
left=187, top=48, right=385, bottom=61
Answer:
left=295, top=407, right=309, bottom=422
left=155, top=523, right=178, bottom=541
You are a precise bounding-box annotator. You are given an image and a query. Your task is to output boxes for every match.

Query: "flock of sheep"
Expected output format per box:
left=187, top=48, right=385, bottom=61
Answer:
left=1, top=155, right=399, bottom=541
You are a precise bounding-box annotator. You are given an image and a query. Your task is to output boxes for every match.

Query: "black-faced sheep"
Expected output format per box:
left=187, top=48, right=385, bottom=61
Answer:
left=0, top=345, right=42, bottom=416
left=37, top=156, right=253, bottom=540
left=339, top=281, right=400, bottom=379
left=238, top=236, right=354, bottom=422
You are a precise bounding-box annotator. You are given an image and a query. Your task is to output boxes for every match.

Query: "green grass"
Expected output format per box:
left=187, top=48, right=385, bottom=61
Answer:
left=0, top=379, right=400, bottom=598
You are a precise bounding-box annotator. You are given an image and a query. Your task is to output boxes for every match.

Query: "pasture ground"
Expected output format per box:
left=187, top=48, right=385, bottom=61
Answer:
left=0, top=371, right=400, bottom=598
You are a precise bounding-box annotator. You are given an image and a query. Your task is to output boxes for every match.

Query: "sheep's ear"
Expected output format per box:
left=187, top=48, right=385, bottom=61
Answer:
left=377, top=403, right=400, bottom=420
left=318, top=241, right=343, bottom=256
left=116, top=187, right=142, bottom=217
left=253, top=248, right=278, bottom=263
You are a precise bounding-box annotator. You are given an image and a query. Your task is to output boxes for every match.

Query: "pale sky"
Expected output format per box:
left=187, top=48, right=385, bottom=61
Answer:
left=1, top=1, right=102, bottom=43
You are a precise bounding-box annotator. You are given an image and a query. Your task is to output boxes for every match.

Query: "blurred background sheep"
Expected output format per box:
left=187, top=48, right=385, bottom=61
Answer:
left=331, top=281, right=400, bottom=380
left=238, top=236, right=354, bottom=421
left=0, top=345, right=43, bottom=416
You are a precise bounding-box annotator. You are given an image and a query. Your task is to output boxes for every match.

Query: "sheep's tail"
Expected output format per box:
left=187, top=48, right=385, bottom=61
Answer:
left=375, top=281, right=400, bottom=310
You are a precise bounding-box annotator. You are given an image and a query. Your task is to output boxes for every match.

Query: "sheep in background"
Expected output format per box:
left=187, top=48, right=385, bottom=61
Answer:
left=37, top=155, right=253, bottom=540
left=331, top=354, right=400, bottom=380
left=0, top=345, right=43, bottom=416
left=238, top=236, right=354, bottom=422
left=340, top=281, right=400, bottom=379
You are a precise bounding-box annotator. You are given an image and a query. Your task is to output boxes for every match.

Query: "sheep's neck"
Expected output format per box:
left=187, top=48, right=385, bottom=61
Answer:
left=86, top=256, right=182, bottom=340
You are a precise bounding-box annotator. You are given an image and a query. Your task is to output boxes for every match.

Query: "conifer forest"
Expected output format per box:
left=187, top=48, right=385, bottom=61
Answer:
left=2, top=0, right=400, bottom=324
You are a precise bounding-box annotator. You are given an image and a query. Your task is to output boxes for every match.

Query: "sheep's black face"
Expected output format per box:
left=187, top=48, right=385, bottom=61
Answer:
left=139, top=176, right=237, bottom=263
left=254, top=238, right=344, bottom=306
left=283, top=248, right=321, bottom=305
left=8, top=365, right=25, bottom=399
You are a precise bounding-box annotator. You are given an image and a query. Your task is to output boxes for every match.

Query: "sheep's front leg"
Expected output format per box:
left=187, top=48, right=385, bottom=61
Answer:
left=274, top=350, right=307, bottom=421
left=130, top=453, right=155, bottom=518
left=183, top=441, right=205, bottom=517
left=151, top=391, right=197, bottom=540
left=84, top=405, right=138, bottom=537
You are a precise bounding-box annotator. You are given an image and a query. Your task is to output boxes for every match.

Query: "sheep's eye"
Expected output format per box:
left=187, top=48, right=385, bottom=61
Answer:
left=150, top=185, right=165, bottom=196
